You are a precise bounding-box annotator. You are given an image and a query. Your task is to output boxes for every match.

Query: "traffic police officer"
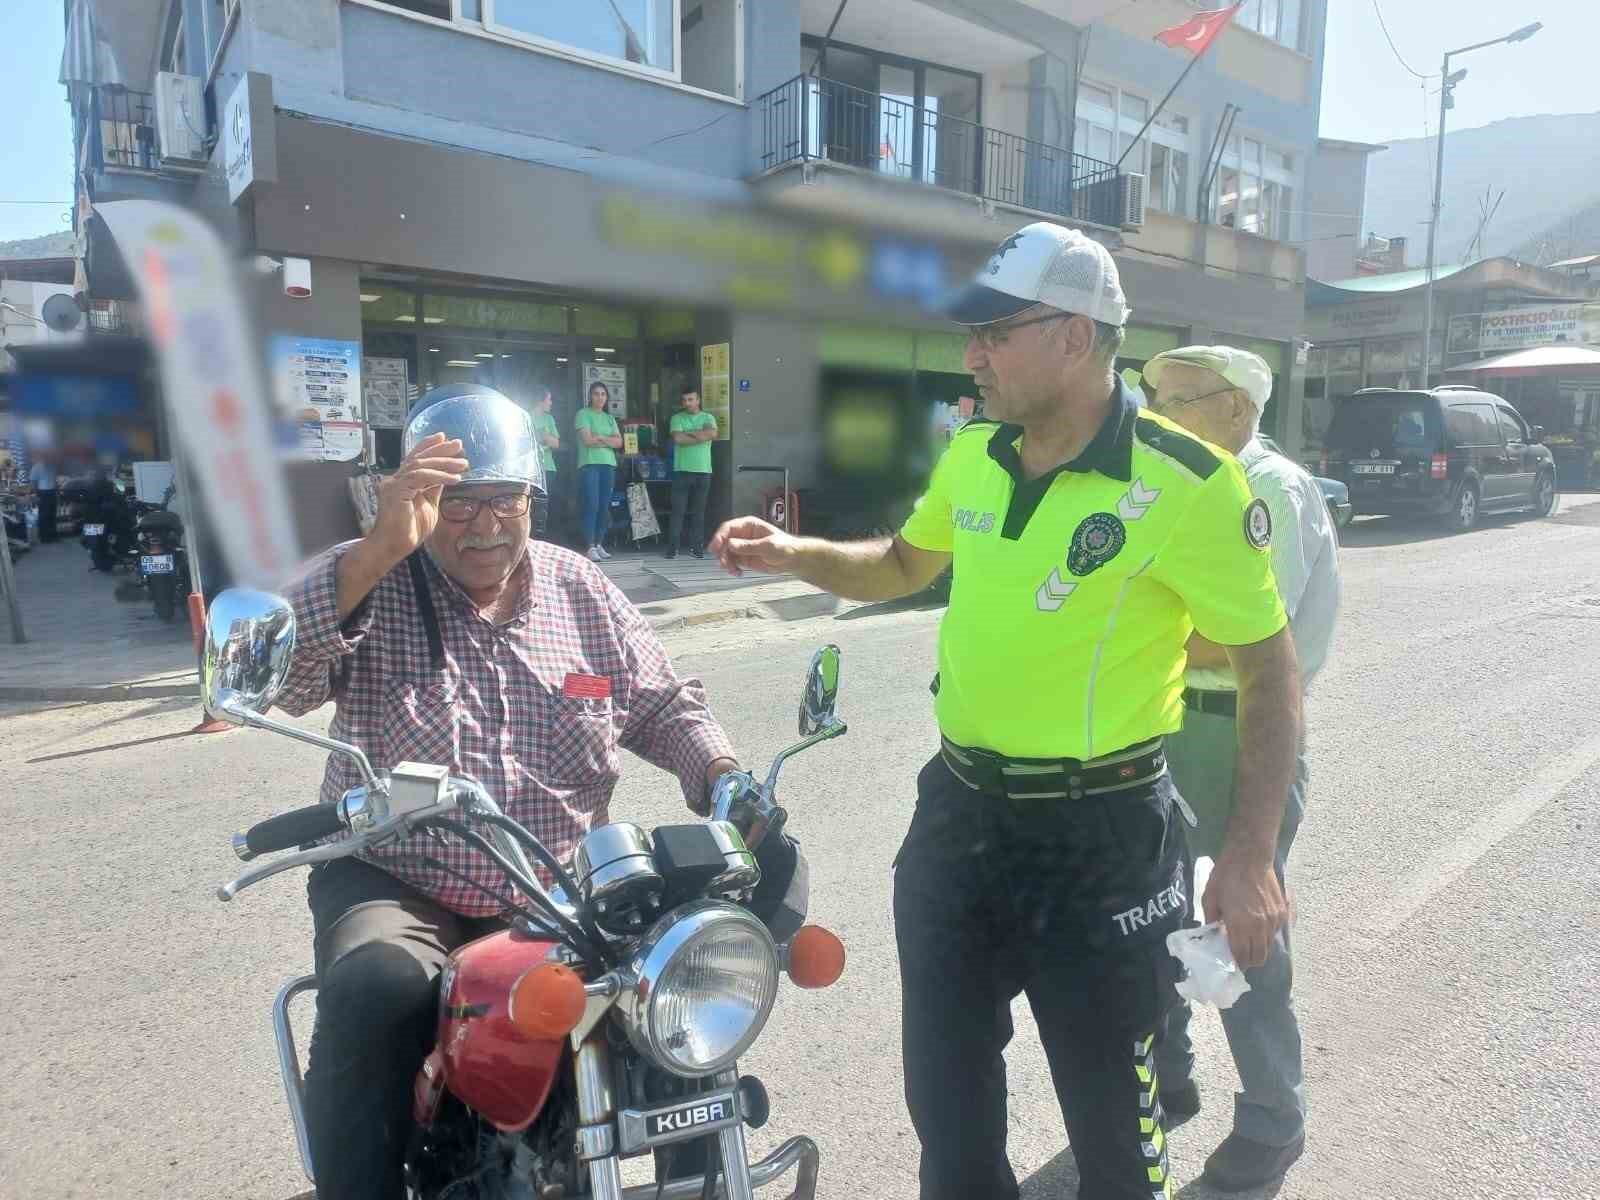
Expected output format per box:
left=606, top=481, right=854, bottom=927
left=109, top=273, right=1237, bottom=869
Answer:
left=708, top=222, right=1303, bottom=1200
left=1143, top=346, right=1342, bottom=1192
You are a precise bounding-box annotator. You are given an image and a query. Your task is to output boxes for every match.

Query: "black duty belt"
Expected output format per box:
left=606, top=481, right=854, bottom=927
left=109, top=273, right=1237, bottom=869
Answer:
left=940, top=736, right=1167, bottom=801
left=1183, top=688, right=1237, bottom=718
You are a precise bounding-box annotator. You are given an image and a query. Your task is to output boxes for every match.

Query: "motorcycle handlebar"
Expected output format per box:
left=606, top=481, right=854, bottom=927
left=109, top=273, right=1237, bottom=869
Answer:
left=242, top=804, right=346, bottom=857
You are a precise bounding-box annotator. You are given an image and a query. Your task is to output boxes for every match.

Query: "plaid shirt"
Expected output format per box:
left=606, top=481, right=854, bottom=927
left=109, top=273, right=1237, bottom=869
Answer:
left=276, top=539, right=735, bottom=917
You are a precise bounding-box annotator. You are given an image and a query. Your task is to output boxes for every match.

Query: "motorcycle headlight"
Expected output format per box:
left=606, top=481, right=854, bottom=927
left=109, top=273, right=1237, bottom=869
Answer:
left=618, top=901, right=779, bottom=1078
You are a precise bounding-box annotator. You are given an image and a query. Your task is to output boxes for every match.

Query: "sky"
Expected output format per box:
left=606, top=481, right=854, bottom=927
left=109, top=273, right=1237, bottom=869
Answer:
left=0, top=2, right=74, bottom=243
left=1, top=0, right=1598, bottom=243
left=1318, top=0, right=1599, bottom=146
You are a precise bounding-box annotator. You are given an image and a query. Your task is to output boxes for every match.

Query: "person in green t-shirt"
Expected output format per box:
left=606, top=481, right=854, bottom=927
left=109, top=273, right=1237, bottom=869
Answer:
left=665, top=387, right=719, bottom=558
left=575, top=381, right=622, bottom=560
left=532, top=388, right=563, bottom=541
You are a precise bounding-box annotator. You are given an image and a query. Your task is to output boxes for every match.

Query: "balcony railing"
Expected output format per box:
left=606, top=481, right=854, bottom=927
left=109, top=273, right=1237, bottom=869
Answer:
left=84, top=86, right=159, bottom=172
left=756, top=74, right=1125, bottom=227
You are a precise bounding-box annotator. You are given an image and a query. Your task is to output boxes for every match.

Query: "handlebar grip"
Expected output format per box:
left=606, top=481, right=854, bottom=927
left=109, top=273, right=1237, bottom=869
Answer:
left=243, top=803, right=346, bottom=857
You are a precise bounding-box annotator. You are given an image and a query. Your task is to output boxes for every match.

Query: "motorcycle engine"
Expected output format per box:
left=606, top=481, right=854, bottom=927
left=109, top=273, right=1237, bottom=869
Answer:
left=407, top=1087, right=577, bottom=1200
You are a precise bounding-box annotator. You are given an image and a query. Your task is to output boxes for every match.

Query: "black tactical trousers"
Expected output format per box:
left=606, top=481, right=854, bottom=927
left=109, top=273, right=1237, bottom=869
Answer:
left=894, top=753, right=1189, bottom=1200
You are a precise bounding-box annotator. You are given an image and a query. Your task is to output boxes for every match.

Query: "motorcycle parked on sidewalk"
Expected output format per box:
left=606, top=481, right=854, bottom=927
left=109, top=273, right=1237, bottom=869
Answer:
left=135, top=503, right=189, bottom=621
left=203, top=589, right=849, bottom=1200
left=80, top=479, right=140, bottom=573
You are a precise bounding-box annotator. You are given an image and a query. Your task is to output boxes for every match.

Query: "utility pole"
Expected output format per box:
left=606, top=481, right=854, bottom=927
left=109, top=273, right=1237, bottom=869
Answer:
left=1419, top=22, right=1543, bottom=387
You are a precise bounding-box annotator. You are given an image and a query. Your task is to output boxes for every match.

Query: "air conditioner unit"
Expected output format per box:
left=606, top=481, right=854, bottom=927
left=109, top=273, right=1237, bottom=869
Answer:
left=1118, top=172, right=1147, bottom=230
left=154, top=71, right=207, bottom=166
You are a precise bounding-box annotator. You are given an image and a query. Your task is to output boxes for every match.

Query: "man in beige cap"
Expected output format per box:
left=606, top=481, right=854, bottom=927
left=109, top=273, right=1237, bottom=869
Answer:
left=1142, top=345, right=1342, bottom=1192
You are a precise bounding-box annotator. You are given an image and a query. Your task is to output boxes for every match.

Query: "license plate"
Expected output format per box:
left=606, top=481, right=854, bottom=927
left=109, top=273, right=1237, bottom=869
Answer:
left=617, top=1089, right=741, bottom=1153
left=1351, top=464, right=1396, bottom=475
left=83, top=524, right=105, bottom=536
left=141, top=554, right=175, bottom=574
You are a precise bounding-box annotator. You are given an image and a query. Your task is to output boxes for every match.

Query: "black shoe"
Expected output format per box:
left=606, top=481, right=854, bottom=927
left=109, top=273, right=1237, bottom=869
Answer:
left=1159, top=1081, right=1201, bottom=1131
left=663, top=547, right=677, bottom=559
left=1199, top=1132, right=1305, bottom=1193
left=691, top=547, right=704, bottom=559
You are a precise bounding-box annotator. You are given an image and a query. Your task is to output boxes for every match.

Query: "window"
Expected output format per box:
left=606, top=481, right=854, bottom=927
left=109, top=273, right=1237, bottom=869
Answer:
left=1213, top=132, right=1297, bottom=240
left=1445, top=403, right=1498, bottom=447
left=379, top=0, right=452, bottom=17
left=1233, top=0, right=1305, bottom=51
left=1076, top=80, right=1191, bottom=215
left=488, top=0, right=678, bottom=75
left=1495, top=406, right=1527, bottom=443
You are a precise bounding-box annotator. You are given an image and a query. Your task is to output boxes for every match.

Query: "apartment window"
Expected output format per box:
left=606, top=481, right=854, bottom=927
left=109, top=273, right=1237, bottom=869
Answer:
left=1234, top=0, right=1305, bottom=52
left=487, top=0, right=678, bottom=75
left=1214, top=134, right=1296, bottom=240
left=375, top=0, right=452, bottom=17
left=1077, top=80, right=1191, bottom=216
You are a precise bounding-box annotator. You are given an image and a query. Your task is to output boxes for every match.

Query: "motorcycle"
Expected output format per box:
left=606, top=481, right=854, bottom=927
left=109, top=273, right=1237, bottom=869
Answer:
left=1, top=492, right=30, bottom=561
left=134, top=487, right=189, bottom=621
left=80, top=479, right=140, bottom=573
left=202, top=588, right=849, bottom=1200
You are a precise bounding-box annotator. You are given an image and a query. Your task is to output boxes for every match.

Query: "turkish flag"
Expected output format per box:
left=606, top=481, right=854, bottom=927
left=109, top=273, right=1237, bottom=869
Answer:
left=1154, top=4, right=1242, bottom=55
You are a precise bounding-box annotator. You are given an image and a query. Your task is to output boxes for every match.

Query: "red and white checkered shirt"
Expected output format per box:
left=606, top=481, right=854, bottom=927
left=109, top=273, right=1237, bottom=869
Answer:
left=275, top=539, right=735, bottom=917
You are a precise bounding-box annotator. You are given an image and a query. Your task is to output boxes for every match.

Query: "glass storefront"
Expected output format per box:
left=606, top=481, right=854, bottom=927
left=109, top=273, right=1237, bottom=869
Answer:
left=359, top=283, right=687, bottom=473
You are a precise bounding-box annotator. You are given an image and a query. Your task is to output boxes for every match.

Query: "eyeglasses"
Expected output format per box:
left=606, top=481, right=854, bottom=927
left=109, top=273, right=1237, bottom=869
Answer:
left=438, top=492, right=532, bottom=522
left=969, top=312, right=1068, bottom=350
left=1149, top=385, right=1237, bottom=413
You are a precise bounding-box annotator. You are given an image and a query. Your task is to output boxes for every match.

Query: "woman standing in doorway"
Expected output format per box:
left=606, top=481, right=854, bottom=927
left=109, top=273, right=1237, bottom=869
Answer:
left=575, top=380, right=622, bottom=560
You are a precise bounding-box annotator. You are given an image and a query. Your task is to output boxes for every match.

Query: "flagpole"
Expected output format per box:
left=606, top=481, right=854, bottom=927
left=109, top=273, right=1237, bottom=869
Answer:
left=1114, top=47, right=1204, bottom=171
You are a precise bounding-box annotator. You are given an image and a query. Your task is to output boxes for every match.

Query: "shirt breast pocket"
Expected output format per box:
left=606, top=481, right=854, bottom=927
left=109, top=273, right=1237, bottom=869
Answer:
left=380, top=678, right=460, bottom=769
left=530, top=690, right=619, bottom=788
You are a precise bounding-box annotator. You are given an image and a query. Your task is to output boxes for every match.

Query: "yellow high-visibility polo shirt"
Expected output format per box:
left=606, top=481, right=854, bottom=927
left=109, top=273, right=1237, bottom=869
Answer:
left=900, top=380, right=1286, bottom=761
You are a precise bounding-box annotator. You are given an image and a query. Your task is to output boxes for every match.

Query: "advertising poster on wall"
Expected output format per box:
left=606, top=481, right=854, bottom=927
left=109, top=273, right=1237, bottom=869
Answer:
left=362, top=356, right=410, bottom=429
left=1448, top=303, right=1600, bottom=355
left=700, top=342, right=731, bottom=440
left=272, top=335, right=364, bottom=461
left=583, top=362, right=628, bottom=417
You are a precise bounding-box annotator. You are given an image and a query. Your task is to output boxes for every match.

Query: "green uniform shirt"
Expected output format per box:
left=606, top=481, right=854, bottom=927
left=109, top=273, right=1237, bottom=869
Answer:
left=670, top=410, right=718, bottom=473
left=575, top=407, right=619, bottom=468
left=533, top=409, right=559, bottom=473
left=900, top=381, right=1286, bottom=761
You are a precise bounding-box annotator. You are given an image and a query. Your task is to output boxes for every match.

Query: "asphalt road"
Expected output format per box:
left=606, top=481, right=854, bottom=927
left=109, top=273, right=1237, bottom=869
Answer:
left=4, top=501, right=1599, bottom=1199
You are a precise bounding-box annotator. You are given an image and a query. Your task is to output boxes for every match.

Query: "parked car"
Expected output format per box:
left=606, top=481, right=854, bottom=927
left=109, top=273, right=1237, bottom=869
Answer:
left=1319, top=386, right=1556, bottom=532
left=1257, top=436, right=1353, bottom=534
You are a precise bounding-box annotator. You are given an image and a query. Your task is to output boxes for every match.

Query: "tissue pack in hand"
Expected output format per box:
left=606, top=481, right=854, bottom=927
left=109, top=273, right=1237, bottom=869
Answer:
left=1167, top=922, right=1251, bottom=1010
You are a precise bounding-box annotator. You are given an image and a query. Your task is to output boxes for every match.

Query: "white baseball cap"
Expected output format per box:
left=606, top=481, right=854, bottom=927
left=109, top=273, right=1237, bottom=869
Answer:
left=1143, top=345, right=1274, bottom=414
left=944, top=221, right=1132, bottom=327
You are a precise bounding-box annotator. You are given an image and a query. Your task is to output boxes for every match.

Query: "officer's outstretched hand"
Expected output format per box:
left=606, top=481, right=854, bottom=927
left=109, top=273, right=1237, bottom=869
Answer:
left=708, top=516, right=796, bottom=577
left=1203, top=852, right=1289, bottom=971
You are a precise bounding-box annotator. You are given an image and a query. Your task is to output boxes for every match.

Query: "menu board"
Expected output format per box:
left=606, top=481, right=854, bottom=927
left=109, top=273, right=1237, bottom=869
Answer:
left=272, top=335, right=364, bottom=462
left=362, top=356, right=410, bottom=429
left=700, top=342, right=731, bottom=441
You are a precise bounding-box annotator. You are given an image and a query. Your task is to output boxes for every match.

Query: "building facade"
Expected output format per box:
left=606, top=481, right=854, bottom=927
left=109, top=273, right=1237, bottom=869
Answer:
left=1302, top=257, right=1599, bottom=465
left=68, top=0, right=1328, bottom=548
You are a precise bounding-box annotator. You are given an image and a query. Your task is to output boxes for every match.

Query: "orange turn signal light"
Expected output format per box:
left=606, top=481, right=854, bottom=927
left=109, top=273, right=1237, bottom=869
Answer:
left=508, top=962, right=587, bottom=1039
left=786, top=924, right=846, bottom=989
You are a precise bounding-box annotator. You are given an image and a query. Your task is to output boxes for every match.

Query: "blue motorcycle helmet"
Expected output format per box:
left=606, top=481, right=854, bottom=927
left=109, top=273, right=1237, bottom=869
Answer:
left=403, top=382, right=547, bottom=499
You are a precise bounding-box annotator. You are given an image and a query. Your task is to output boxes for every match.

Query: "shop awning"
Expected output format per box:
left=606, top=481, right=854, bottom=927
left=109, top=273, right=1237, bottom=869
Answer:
left=1444, top=345, right=1600, bottom=378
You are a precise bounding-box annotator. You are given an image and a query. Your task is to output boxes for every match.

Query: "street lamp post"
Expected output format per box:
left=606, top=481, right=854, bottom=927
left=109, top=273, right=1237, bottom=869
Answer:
left=1419, top=21, right=1543, bottom=387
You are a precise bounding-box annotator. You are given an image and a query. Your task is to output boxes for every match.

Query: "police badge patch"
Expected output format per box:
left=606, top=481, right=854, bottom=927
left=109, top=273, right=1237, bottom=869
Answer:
left=1244, top=498, right=1273, bottom=549
left=1067, top=512, right=1127, bottom=577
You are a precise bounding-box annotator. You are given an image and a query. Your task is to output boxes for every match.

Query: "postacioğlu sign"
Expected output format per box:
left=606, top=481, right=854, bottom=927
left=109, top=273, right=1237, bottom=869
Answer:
left=1447, top=302, right=1600, bottom=355
left=223, top=72, right=277, bottom=205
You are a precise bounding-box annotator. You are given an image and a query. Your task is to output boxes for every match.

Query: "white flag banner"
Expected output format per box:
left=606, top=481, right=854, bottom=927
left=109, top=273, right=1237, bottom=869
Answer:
left=95, top=200, right=299, bottom=589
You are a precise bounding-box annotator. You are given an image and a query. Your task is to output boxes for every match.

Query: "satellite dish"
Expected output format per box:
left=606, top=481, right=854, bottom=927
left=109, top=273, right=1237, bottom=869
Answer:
left=41, top=293, right=83, bottom=333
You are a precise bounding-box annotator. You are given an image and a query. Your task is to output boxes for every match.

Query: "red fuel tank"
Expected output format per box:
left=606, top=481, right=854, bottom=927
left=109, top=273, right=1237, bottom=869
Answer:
left=432, top=927, right=567, bottom=1133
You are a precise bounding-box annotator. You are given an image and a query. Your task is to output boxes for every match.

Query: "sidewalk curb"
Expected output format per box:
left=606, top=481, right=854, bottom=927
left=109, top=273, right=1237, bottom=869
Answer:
left=0, top=680, right=200, bottom=703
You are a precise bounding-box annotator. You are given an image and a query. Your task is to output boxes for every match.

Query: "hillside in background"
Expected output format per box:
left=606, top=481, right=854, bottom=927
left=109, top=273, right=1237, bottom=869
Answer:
left=0, top=231, right=75, bottom=260
left=1362, top=111, right=1600, bottom=266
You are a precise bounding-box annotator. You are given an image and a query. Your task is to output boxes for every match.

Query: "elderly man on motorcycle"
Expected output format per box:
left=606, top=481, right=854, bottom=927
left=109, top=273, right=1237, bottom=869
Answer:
left=271, top=383, right=741, bottom=1198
